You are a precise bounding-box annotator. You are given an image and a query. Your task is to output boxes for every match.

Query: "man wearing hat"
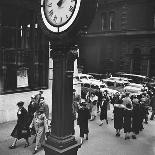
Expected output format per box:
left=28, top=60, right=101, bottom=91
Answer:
left=77, top=101, right=91, bottom=144
left=39, top=97, right=49, bottom=119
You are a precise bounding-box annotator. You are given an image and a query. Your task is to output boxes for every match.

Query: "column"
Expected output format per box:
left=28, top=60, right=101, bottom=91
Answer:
left=44, top=45, right=81, bottom=155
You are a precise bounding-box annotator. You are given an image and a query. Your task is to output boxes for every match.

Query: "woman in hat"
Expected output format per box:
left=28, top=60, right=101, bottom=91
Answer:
left=77, top=101, right=91, bottom=144
left=9, top=101, right=30, bottom=149
left=113, top=95, right=125, bottom=137
left=123, top=103, right=133, bottom=140
left=30, top=105, right=48, bottom=154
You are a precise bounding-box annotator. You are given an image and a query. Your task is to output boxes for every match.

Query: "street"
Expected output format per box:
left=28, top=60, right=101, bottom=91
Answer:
left=0, top=107, right=155, bottom=155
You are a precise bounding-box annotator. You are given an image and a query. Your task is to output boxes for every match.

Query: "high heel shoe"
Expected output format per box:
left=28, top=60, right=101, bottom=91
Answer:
left=33, top=149, right=38, bottom=154
left=9, top=145, right=16, bottom=149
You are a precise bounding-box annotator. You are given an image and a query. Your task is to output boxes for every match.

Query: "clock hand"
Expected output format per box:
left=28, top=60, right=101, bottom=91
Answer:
left=57, top=0, right=63, bottom=7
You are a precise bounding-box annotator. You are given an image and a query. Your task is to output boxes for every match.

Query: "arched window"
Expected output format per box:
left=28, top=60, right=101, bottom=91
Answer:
left=132, top=48, right=141, bottom=74
left=150, top=48, right=155, bottom=77
left=101, top=12, right=107, bottom=31
left=109, top=11, right=115, bottom=30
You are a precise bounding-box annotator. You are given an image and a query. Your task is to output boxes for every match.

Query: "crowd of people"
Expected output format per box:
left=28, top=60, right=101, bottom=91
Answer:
left=9, top=90, right=49, bottom=154
left=8, top=87, right=155, bottom=152
left=73, top=87, right=155, bottom=143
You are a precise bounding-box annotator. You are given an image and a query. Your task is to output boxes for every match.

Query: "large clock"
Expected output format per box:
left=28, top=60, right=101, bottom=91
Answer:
left=42, top=0, right=81, bottom=33
left=38, top=0, right=98, bottom=45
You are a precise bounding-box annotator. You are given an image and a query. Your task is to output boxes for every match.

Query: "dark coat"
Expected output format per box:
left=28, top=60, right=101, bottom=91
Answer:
left=150, top=95, right=155, bottom=110
left=123, top=109, right=132, bottom=133
left=113, top=106, right=124, bottom=130
left=100, top=96, right=109, bottom=120
left=77, top=107, right=91, bottom=134
left=132, top=103, right=141, bottom=134
left=11, top=107, right=30, bottom=139
left=28, top=101, right=37, bottom=126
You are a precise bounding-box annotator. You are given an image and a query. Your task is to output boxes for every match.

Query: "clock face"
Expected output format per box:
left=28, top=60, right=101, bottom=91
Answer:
left=41, top=0, right=81, bottom=33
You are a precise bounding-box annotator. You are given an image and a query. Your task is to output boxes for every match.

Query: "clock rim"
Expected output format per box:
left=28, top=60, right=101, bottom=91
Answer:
left=41, top=0, right=81, bottom=33
left=44, top=0, right=77, bottom=27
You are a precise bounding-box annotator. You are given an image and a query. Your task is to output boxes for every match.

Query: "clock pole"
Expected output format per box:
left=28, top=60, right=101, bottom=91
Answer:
left=37, top=0, right=98, bottom=154
left=44, top=45, right=81, bottom=155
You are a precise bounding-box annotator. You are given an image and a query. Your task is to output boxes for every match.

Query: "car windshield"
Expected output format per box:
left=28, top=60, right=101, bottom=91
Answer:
left=91, top=85, right=99, bottom=89
left=88, top=76, right=94, bottom=80
left=100, top=85, right=106, bottom=88
left=128, top=84, right=142, bottom=88
left=80, top=76, right=87, bottom=80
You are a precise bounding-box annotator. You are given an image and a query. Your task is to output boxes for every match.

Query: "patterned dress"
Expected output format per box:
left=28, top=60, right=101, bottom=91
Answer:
left=31, top=112, right=48, bottom=147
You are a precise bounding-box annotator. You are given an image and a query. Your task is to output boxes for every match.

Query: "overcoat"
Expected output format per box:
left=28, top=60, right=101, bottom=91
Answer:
left=77, top=107, right=91, bottom=134
left=100, top=95, right=109, bottom=120
left=123, top=109, right=132, bottom=133
left=11, top=107, right=30, bottom=139
left=113, top=105, right=124, bottom=130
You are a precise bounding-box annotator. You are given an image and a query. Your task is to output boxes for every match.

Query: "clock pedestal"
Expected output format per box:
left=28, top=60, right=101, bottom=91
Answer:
left=44, top=46, right=81, bottom=155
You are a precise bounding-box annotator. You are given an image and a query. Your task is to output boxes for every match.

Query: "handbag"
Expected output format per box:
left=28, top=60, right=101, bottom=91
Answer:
left=21, top=129, right=28, bottom=134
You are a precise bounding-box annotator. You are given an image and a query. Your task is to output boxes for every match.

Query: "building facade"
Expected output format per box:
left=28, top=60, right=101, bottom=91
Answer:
left=79, top=0, right=155, bottom=77
left=0, top=0, right=49, bottom=94
left=0, top=0, right=51, bottom=123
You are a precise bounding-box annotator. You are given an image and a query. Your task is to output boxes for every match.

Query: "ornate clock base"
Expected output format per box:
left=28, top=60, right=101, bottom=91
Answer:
left=44, top=138, right=81, bottom=155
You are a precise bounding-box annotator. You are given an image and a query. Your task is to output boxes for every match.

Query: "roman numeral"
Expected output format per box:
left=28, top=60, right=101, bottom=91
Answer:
left=69, top=6, right=74, bottom=12
left=53, top=15, right=57, bottom=23
left=47, top=2, right=52, bottom=7
left=49, top=9, right=53, bottom=17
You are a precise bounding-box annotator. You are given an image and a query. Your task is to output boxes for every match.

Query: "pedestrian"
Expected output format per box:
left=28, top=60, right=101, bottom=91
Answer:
left=90, top=92, right=98, bottom=121
left=34, top=90, right=44, bottom=105
left=97, top=89, right=103, bottom=113
left=122, top=92, right=132, bottom=108
left=113, top=97, right=124, bottom=137
left=28, top=95, right=38, bottom=138
left=77, top=101, right=91, bottom=144
left=28, top=95, right=37, bottom=125
left=9, top=101, right=30, bottom=149
left=99, top=90, right=109, bottom=126
left=30, top=106, right=48, bottom=154
left=150, top=92, right=155, bottom=120
left=131, top=95, right=140, bottom=139
left=140, top=93, right=149, bottom=124
left=39, top=97, right=49, bottom=119
left=123, top=103, right=133, bottom=140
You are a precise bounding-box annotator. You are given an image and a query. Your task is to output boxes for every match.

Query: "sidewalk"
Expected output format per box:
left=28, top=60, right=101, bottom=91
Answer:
left=0, top=107, right=155, bottom=155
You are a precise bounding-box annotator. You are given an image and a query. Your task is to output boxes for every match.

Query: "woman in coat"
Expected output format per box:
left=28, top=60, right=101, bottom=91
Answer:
left=77, top=101, right=91, bottom=144
left=113, top=96, right=124, bottom=137
left=131, top=95, right=140, bottom=139
left=9, top=101, right=30, bottom=149
left=99, top=91, right=110, bottom=126
left=123, top=103, right=133, bottom=140
left=30, top=106, right=48, bottom=154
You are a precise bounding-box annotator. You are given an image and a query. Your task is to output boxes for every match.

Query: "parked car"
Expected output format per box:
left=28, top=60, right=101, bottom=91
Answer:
left=74, top=73, right=95, bottom=83
left=81, top=81, right=107, bottom=94
left=114, top=72, right=149, bottom=84
left=124, top=83, right=148, bottom=94
left=88, top=73, right=108, bottom=80
left=102, top=77, right=130, bottom=87
left=100, top=87, right=119, bottom=96
left=73, top=77, right=81, bottom=96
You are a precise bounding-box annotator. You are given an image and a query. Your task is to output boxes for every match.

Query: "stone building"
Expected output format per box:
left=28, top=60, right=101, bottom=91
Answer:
left=0, top=0, right=51, bottom=123
left=79, top=0, right=155, bottom=77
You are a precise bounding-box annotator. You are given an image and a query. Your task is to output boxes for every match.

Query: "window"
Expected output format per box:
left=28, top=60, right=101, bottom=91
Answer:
left=109, top=12, right=115, bottom=30
left=101, top=12, right=107, bottom=31
left=153, top=13, right=155, bottom=29
left=0, top=7, right=49, bottom=94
